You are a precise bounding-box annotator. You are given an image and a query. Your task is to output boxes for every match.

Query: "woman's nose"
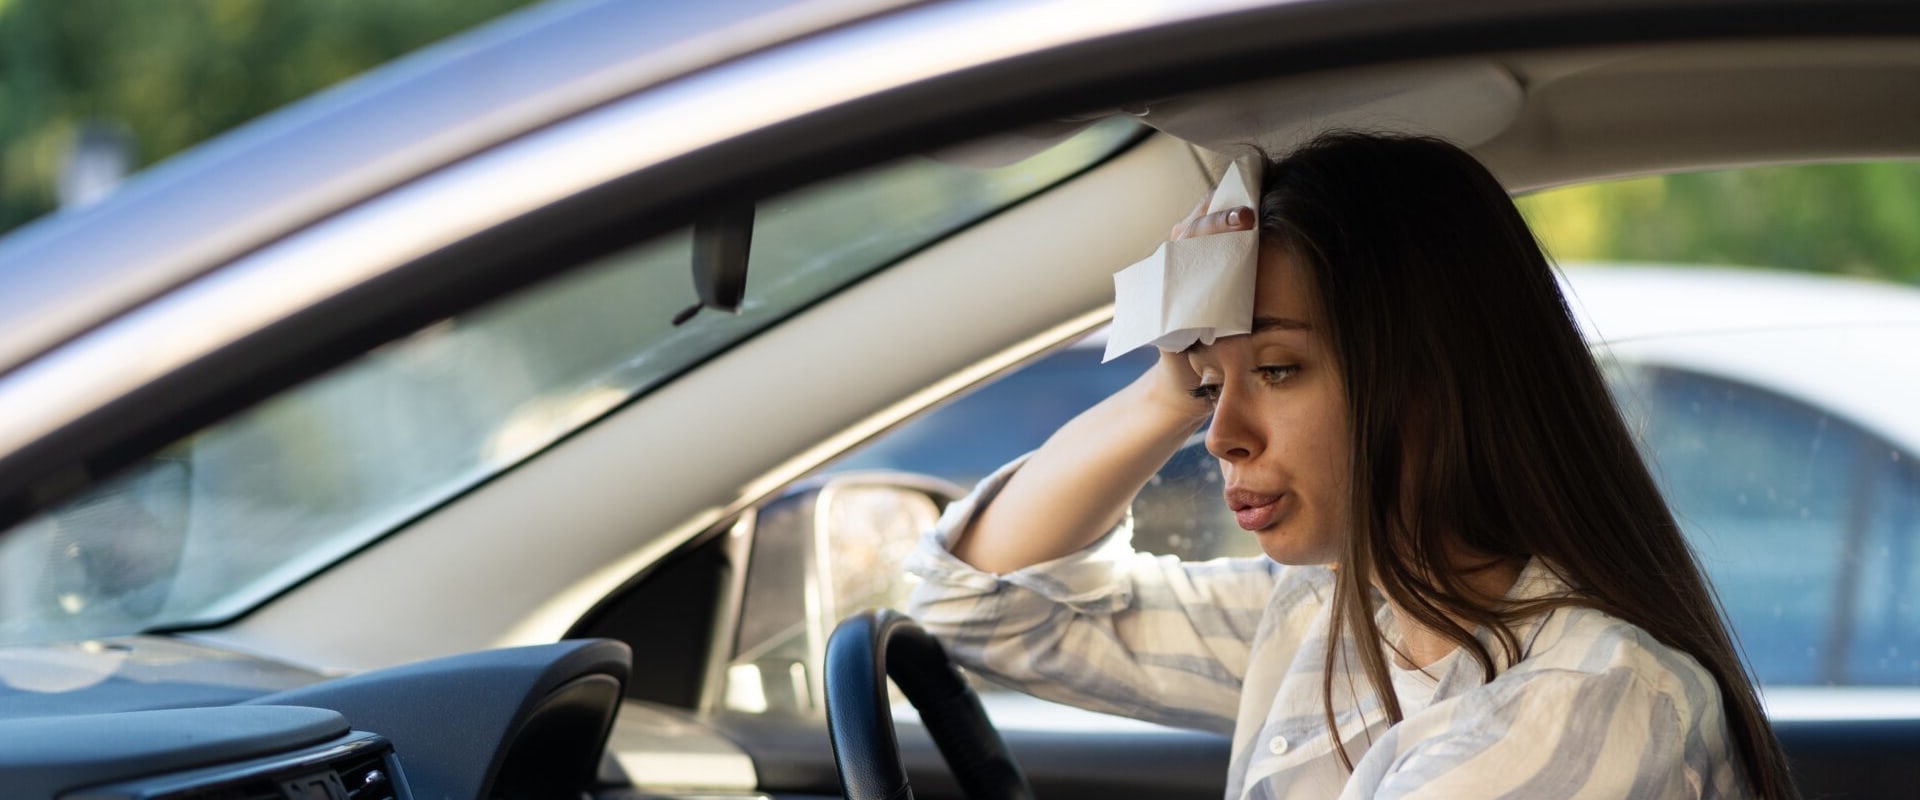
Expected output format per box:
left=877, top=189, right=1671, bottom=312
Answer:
left=1204, top=384, right=1262, bottom=462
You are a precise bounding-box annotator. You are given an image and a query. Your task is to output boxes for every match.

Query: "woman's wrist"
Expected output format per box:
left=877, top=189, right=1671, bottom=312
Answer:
left=1129, top=362, right=1213, bottom=431
left=1137, top=352, right=1213, bottom=427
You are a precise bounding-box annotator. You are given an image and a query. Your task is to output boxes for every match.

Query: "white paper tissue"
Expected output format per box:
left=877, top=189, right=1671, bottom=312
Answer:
left=1102, top=157, right=1263, bottom=362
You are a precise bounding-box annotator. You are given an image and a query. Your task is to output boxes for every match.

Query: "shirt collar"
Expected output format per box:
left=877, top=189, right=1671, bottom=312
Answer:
left=1410, top=556, right=1580, bottom=696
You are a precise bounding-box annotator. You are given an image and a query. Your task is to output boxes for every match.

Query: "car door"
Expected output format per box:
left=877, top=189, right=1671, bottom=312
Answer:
left=594, top=162, right=1920, bottom=800
left=6, top=2, right=1920, bottom=799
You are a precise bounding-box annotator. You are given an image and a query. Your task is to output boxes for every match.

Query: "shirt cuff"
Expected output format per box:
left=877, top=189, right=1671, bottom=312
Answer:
left=903, top=453, right=1137, bottom=615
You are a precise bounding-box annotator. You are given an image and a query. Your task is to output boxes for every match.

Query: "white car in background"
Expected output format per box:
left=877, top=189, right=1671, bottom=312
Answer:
left=1570, top=265, right=1920, bottom=697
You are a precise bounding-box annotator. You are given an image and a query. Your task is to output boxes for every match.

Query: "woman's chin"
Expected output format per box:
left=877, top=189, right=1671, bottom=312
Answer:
left=1253, top=524, right=1338, bottom=566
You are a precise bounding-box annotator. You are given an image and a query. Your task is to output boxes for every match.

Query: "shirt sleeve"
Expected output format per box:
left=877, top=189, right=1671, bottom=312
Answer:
left=1367, top=668, right=1697, bottom=799
left=904, top=454, right=1283, bottom=735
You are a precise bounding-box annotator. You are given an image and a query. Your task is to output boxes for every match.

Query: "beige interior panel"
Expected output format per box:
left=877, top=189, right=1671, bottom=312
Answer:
left=1483, top=39, right=1920, bottom=189
left=1134, top=38, right=1920, bottom=189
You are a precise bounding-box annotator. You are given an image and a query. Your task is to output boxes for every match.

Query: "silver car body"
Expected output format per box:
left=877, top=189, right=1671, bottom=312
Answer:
left=1, top=0, right=1918, bottom=795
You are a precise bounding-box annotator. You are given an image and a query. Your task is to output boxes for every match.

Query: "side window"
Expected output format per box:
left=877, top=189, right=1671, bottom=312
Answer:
left=1854, top=454, right=1920, bottom=683
left=719, top=334, right=1256, bottom=724
left=826, top=341, right=1151, bottom=489
left=1522, top=159, right=1920, bottom=688
left=716, top=159, right=1920, bottom=727
left=823, top=338, right=1255, bottom=561
left=1609, top=365, right=1920, bottom=685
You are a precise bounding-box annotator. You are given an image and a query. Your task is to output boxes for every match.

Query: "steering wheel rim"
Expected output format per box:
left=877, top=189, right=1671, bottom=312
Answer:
left=825, top=609, right=1034, bottom=800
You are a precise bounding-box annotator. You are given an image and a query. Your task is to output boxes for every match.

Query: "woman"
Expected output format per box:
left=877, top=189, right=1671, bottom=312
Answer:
left=905, top=132, right=1797, bottom=798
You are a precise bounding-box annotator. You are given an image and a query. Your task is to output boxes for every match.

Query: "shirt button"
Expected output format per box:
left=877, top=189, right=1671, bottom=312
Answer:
left=1268, top=735, right=1290, bottom=755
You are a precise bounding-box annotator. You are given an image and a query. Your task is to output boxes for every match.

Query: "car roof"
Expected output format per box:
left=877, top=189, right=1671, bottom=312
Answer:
left=0, top=0, right=912, bottom=380
left=5, top=2, right=1920, bottom=387
left=1559, top=263, right=1920, bottom=342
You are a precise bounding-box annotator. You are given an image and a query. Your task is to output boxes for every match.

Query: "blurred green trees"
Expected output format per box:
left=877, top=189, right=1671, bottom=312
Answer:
left=1518, top=163, right=1920, bottom=283
left=0, top=0, right=535, bottom=232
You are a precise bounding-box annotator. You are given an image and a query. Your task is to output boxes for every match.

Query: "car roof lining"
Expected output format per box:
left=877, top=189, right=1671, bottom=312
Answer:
left=1128, top=38, right=1920, bottom=189
left=1484, top=38, right=1920, bottom=189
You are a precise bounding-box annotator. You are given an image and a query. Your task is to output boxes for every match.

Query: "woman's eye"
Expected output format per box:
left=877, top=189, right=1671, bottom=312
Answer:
left=1188, top=383, right=1222, bottom=404
left=1254, top=365, right=1300, bottom=385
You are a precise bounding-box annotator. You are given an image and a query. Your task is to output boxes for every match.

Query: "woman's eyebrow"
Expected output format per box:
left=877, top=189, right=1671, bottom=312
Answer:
left=1183, top=315, right=1312, bottom=354
left=1252, top=315, right=1313, bottom=333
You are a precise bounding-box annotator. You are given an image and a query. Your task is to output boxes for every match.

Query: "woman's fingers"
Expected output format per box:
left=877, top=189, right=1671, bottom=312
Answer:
left=1170, top=205, right=1256, bottom=241
left=1169, top=196, right=1211, bottom=239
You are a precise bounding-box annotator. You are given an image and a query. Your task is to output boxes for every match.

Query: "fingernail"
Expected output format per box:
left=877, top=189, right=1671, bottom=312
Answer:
left=1228, top=208, right=1246, bottom=226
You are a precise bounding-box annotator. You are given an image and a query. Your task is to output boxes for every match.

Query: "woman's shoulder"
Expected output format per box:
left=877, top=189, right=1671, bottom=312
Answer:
left=1486, top=605, right=1724, bottom=719
left=1391, top=612, right=1747, bottom=800
left=1486, top=560, right=1719, bottom=699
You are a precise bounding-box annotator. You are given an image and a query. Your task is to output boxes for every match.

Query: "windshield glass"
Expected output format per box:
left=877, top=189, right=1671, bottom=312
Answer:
left=0, top=119, right=1142, bottom=646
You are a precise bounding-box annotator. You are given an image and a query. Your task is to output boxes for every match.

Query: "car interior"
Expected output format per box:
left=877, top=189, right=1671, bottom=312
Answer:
left=2, top=3, right=1920, bottom=798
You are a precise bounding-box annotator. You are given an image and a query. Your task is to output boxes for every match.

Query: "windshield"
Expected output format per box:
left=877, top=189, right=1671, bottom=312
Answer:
left=0, top=119, right=1142, bottom=646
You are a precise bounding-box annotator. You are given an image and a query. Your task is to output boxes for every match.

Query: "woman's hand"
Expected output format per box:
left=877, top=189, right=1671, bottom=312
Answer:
left=1169, top=198, right=1256, bottom=242
left=1146, top=199, right=1258, bottom=420
left=948, top=194, right=1256, bottom=573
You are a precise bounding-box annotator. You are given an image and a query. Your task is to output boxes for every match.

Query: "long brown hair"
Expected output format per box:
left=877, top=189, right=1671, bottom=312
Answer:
left=1255, top=131, right=1797, bottom=798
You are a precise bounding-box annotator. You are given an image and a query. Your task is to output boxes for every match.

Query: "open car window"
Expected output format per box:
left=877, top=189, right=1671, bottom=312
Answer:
left=0, top=119, right=1143, bottom=647
left=728, top=160, right=1920, bottom=715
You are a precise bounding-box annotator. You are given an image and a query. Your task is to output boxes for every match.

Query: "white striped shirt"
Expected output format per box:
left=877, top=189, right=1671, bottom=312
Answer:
left=905, top=458, right=1751, bottom=798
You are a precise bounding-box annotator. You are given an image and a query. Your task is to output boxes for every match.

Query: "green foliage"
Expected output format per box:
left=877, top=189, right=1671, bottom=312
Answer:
left=1518, top=162, right=1920, bottom=284
left=0, top=0, right=536, bottom=232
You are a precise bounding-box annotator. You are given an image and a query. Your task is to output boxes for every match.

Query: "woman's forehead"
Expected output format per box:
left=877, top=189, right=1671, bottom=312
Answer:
left=1252, top=246, right=1318, bottom=324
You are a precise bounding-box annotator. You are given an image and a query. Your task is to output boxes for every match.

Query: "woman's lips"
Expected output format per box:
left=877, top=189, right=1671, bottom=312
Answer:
left=1225, top=488, right=1286, bottom=531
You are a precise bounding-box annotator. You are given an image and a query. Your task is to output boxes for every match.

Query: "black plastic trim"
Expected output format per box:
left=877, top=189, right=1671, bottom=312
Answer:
left=244, top=639, right=629, bottom=800
left=715, top=711, right=1230, bottom=800
left=567, top=521, right=735, bottom=708
left=0, top=705, right=349, bottom=800
left=71, top=731, right=406, bottom=800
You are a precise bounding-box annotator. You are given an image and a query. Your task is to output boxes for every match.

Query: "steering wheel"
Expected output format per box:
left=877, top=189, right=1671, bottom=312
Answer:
left=825, top=610, right=1034, bottom=800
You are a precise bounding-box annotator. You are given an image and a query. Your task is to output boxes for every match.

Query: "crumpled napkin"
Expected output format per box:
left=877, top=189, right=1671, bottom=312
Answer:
left=1103, top=157, right=1262, bottom=362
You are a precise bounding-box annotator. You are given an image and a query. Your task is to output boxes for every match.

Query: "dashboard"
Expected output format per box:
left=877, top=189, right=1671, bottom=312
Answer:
left=0, top=639, right=632, bottom=800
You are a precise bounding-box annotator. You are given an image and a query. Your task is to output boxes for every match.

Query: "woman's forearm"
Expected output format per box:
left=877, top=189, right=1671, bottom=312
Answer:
left=949, top=354, right=1210, bottom=573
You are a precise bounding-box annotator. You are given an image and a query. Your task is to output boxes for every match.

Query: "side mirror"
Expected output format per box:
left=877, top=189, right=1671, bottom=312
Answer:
left=722, top=472, right=961, bottom=717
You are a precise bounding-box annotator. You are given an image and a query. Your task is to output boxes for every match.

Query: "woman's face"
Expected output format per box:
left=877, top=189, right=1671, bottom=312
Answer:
left=1185, top=246, right=1351, bottom=565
